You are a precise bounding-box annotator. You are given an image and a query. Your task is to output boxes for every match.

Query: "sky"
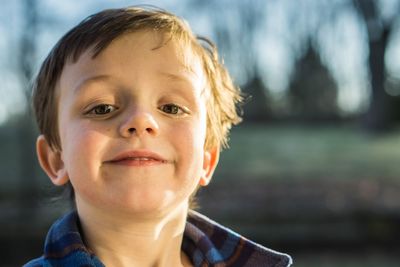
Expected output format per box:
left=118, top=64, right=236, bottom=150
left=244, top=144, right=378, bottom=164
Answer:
left=1, top=0, right=400, bottom=125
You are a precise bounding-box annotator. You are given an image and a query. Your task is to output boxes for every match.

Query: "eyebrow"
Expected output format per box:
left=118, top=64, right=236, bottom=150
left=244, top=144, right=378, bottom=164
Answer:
left=72, top=71, right=200, bottom=95
left=158, top=70, right=198, bottom=84
left=73, top=75, right=112, bottom=95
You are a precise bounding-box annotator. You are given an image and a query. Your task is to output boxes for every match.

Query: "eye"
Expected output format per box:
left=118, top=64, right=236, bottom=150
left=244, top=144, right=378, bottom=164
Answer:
left=159, top=103, right=187, bottom=115
left=87, top=104, right=117, bottom=115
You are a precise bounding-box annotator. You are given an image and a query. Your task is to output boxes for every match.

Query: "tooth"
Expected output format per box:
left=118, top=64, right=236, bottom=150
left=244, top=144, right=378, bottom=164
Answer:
left=130, top=157, right=151, bottom=161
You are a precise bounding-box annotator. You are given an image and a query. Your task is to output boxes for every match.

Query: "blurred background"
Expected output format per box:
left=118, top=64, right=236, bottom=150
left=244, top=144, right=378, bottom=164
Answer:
left=1, top=0, right=400, bottom=266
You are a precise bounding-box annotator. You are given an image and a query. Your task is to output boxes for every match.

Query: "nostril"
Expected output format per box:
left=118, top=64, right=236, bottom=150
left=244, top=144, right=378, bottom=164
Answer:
left=128, top=128, right=136, bottom=133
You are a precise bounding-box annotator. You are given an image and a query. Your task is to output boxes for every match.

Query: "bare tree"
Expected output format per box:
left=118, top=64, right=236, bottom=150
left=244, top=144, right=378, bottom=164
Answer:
left=353, top=0, right=399, bottom=131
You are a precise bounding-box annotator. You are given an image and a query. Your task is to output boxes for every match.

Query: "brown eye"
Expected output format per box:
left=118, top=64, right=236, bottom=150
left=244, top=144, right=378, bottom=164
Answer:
left=160, top=104, right=182, bottom=115
left=89, top=104, right=116, bottom=115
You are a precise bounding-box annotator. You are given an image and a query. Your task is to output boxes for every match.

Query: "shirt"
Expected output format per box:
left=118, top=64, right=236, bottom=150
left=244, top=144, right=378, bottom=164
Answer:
left=24, top=210, right=292, bottom=267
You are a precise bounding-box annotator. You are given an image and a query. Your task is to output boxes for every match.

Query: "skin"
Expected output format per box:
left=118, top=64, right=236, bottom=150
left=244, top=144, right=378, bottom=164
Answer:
left=36, top=30, right=219, bottom=267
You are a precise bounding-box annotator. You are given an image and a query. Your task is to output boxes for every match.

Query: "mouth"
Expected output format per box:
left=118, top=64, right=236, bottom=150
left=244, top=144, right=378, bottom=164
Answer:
left=105, top=150, right=169, bottom=166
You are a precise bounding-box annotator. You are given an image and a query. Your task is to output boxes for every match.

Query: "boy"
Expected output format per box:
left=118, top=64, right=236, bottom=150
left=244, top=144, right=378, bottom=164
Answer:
left=25, top=6, right=292, bottom=267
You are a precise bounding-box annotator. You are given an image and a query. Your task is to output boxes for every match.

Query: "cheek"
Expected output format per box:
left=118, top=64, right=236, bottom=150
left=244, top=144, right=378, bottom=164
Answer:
left=171, top=116, right=206, bottom=151
left=170, top=119, right=206, bottom=177
left=60, top=122, right=109, bottom=174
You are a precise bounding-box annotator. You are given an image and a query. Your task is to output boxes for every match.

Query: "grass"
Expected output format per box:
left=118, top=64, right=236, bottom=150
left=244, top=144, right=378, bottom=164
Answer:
left=215, top=123, right=400, bottom=182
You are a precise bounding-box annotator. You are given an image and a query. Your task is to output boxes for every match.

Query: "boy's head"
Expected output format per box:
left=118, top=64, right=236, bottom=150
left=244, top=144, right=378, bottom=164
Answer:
left=33, top=6, right=242, bottom=213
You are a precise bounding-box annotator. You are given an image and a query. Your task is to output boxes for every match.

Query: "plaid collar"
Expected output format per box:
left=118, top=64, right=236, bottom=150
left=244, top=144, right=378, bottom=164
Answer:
left=184, top=210, right=292, bottom=266
left=24, top=211, right=292, bottom=267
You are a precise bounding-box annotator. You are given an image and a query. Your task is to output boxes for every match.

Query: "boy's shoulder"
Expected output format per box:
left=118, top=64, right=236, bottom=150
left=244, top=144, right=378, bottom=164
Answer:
left=183, top=210, right=293, bottom=267
left=23, top=212, right=104, bottom=267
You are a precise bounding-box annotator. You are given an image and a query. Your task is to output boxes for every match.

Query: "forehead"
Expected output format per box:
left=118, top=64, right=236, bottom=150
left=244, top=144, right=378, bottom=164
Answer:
left=120, top=30, right=203, bottom=71
left=57, top=30, right=207, bottom=96
left=70, top=30, right=203, bottom=74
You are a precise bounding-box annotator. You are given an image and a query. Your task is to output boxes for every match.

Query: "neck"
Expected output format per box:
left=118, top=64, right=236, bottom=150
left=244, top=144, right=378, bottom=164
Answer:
left=76, top=201, right=192, bottom=267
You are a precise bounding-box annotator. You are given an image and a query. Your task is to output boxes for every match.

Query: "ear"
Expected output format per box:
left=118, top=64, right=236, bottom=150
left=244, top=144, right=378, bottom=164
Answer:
left=199, top=146, right=220, bottom=187
left=36, top=135, right=69, bottom=186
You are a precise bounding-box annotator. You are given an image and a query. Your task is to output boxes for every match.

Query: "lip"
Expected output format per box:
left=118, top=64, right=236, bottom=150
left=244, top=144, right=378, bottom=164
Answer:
left=105, top=150, right=169, bottom=166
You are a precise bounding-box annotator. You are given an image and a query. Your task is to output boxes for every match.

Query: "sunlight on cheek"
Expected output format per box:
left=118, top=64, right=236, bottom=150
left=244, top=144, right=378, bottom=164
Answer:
left=62, top=125, right=106, bottom=162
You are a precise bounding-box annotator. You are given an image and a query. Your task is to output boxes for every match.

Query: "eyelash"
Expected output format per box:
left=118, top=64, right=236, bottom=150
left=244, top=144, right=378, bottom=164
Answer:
left=159, top=103, right=188, bottom=116
left=86, top=104, right=117, bottom=116
left=85, top=103, right=188, bottom=116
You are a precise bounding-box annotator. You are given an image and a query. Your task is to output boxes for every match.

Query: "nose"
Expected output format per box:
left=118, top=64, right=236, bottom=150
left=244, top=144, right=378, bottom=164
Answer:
left=119, top=108, right=159, bottom=138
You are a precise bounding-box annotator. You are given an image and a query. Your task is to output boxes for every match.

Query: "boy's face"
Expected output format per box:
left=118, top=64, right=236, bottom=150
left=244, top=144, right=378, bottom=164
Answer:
left=37, top=31, right=218, bottom=217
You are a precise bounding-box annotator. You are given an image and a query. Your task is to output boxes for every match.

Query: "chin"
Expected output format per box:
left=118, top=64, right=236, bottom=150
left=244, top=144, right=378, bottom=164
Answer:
left=110, top=192, right=187, bottom=217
